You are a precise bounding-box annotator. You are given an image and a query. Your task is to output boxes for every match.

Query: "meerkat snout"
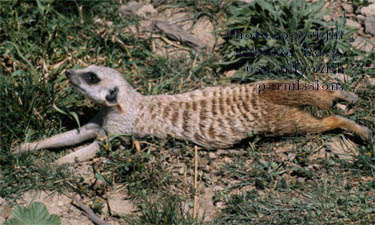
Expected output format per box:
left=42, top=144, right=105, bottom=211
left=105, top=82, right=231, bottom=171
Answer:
left=106, top=87, right=119, bottom=104
left=66, top=69, right=72, bottom=78
left=66, top=69, right=82, bottom=87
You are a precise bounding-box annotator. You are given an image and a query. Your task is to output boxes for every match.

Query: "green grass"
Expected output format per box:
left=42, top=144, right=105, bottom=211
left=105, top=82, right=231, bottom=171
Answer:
left=1, top=0, right=374, bottom=224
left=126, top=193, right=208, bottom=225
left=213, top=138, right=375, bottom=224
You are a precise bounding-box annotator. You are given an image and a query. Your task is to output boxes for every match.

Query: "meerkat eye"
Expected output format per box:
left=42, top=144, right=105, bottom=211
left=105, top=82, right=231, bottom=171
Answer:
left=83, top=72, right=101, bottom=84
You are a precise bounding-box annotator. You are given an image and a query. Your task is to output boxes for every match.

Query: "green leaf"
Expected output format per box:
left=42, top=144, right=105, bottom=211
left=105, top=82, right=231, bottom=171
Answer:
left=69, top=111, right=81, bottom=129
left=95, top=173, right=113, bottom=186
left=53, top=104, right=68, bottom=116
left=290, top=16, right=297, bottom=30
left=306, top=0, right=324, bottom=14
left=53, top=105, right=80, bottom=128
left=256, top=0, right=277, bottom=17
left=36, top=0, right=46, bottom=16
left=3, top=202, right=61, bottom=225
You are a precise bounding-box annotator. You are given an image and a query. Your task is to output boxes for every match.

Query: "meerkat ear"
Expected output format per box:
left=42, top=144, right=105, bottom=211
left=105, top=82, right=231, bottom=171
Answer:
left=105, top=87, right=118, bottom=104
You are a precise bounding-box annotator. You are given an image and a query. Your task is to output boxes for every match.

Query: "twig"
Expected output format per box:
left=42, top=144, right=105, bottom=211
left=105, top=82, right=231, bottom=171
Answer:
left=72, top=197, right=112, bottom=225
left=193, top=146, right=199, bottom=219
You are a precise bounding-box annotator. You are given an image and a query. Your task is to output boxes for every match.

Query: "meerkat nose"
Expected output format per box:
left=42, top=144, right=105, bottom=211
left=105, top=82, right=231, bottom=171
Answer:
left=66, top=69, right=72, bottom=78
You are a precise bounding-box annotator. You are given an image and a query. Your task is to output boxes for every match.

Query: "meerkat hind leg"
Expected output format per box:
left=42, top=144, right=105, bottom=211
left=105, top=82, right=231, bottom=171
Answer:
left=260, top=82, right=359, bottom=110
left=55, top=141, right=100, bottom=164
left=333, top=90, right=359, bottom=104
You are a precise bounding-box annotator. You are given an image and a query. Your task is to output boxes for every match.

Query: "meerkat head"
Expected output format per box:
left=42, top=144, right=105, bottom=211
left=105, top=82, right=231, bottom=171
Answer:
left=66, top=65, right=139, bottom=109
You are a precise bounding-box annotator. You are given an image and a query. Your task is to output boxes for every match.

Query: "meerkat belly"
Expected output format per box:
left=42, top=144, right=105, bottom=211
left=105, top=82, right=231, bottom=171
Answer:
left=134, top=84, right=268, bottom=149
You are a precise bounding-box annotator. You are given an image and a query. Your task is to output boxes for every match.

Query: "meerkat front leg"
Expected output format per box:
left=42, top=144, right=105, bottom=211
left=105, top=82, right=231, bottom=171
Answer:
left=14, top=111, right=104, bottom=153
left=55, top=140, right=100, bottom=164
left=14, top=122, right=101, bottom=153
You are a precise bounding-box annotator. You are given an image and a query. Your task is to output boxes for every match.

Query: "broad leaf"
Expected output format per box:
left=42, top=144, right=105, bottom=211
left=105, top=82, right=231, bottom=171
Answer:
left=3, top=202, right=61, bottom=225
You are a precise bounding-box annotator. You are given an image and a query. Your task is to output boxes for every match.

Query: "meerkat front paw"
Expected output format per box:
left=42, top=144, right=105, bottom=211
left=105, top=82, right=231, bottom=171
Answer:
left=337, top=90, right=359, bottom=104
left=13, top=142, right=39, bottom=153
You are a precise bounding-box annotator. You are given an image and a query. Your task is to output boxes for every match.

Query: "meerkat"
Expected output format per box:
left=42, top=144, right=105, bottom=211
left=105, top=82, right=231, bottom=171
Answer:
left=14, top=65, right=372, bottom=164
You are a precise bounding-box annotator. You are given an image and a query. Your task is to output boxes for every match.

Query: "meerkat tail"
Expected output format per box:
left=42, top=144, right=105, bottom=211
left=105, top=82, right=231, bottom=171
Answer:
left=319, top=115, right=372, bottom=141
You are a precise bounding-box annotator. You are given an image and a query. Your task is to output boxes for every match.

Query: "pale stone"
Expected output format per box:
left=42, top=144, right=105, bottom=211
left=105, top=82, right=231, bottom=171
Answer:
left=361, top=3, right=375, bottom=16
left=346, top=19, right=361, bottom=29
left=108, top=197, right=136, bottom=217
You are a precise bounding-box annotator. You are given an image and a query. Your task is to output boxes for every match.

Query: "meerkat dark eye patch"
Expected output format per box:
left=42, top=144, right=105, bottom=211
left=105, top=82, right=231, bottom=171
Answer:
left=82, top=72, right=101, bottom=84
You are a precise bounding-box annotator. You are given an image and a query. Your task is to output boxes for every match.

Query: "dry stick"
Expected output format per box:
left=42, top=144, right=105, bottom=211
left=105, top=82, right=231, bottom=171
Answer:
left=72, top=197, right=112, bottom=225
left=193, top=146, right=198, bottom=219
left=153, top=21, right=205, bottom=51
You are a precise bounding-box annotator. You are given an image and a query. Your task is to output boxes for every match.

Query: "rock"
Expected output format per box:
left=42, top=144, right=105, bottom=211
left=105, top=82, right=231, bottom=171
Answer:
left=108, top=196, right=136, bottom=217
left=364, top=16, right=375, bottom=35
left=357, top=14, right=366, bottom=22
left=208, top=152, right=217, bottom=159
left=328, top=137, right=359, bottom=161
left=215, top=201, right=225, bottom=208
left=328, top=73, right=353, bottom=83
left=178, top=167, right=185, bottom=175
left=361, top=3, right=375, bottom=16
left=0, top=197, right=12, bottom=223
left=136, top=5, right=157, bottom=17
left=323, top=15, right=331, bottom=22
left=119, top=1, right=157, bottom=18
left=342, top=3, right=353, bottom=13
left=199, top=158, right=208, bottom=168
left=225, top=70, right=236, bottom=78
left=223, top=157, right=232, bottom=164
left=213, top=185, right=224, bottom=192
left=336, top=103, right=347, bottom=111
left=191, top=17, right=216, bottom=51
left=357, top=76, right=375, bottom=90
left=346, top=19, right=361, bottom=29
left=209, top=161, right=217, bottom=170
left=367, top=77, right=375, bottom=86
left=335, top=103, right=355, bottom=115
left=351, top=36, right=375, bottom=53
